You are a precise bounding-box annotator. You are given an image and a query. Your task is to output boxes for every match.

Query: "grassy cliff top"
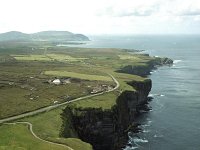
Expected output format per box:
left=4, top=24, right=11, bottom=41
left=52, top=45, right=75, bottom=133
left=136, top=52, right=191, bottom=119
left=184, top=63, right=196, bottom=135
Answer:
left=0, top=42, right=160, bottom=150
left=0, top=43, right=155, bottom=116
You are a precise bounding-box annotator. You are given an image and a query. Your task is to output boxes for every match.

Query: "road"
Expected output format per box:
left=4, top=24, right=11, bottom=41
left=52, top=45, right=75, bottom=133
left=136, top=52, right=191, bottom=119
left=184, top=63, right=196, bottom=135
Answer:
left=0, top=74, right=119, bottom=124
left=4, top=122, right=74, bottom=150
left=1, top=74, right=119, bottom=150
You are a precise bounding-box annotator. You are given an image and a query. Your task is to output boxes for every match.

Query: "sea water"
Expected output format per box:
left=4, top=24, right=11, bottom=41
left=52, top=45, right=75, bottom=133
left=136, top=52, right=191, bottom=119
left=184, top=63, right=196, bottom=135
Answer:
left=79, top=34, right=200, bottom=150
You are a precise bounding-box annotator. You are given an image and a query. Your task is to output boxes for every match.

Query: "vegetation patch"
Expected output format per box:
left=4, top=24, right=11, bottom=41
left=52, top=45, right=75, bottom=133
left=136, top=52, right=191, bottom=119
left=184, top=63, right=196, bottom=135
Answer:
left=118, top=54, right=143, bottom=61
left=73, top=91, right=119, bottom=110
left=0, top=41, right=161, bottom=150
left=44, top=71, right=113, bottom=81
left=46, top=54, right=87, bottom=62
left=20, top=107, right=92, bottom=150
left=0, top=123, right=71, bottom=150
left=12, top=54, right=52, bottom=61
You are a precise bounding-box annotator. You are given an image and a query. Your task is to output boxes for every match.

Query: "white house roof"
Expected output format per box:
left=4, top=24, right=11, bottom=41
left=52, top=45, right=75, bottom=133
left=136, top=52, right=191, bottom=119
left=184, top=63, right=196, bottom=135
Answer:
left=52, top=79, right=61, bottom=84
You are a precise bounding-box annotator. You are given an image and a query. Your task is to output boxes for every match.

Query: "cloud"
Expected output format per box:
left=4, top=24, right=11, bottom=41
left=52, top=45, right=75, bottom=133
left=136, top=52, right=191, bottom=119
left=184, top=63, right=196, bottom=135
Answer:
left=163, top=0, right=200, bottom=17
left=178, top=9, right=200, bottom=16
left=97, top=0, right=161, bottom=17
left=114, top=7, right=157, bottom=17
left=0, top=0, right=200, bottom=34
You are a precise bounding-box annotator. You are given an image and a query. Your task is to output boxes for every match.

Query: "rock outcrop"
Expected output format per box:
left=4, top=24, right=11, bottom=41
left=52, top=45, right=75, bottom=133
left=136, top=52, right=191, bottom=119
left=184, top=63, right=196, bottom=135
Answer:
left=60, top=57, right=173, bottom=150
left=117, top=57, right=173, bottom=76
left=61, top=79, right=152, bottom=150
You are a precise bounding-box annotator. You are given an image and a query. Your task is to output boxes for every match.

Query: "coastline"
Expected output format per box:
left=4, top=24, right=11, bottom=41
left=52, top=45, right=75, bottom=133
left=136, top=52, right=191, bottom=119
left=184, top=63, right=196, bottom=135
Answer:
left=60, top=57, right=173, bottom=150
left=0, top=42, right=173, bottom=150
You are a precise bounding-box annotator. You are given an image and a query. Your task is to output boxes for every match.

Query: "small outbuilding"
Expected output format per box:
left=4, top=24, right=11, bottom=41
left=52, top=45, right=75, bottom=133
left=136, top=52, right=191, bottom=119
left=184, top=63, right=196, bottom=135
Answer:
left=52, top=79, right=61, bottom=85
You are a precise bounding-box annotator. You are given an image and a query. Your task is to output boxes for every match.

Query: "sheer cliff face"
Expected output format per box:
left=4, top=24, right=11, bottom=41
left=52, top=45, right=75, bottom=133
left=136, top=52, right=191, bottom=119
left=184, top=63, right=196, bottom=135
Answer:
left=61, top=59, right=172, bottom=150
left=128, top=79, right=152, bottom=105
left=117, top=79, right=152, bottom=131
left=117, top=58, right=173, bottom=76
left=61, top=79, right=152, bottom=150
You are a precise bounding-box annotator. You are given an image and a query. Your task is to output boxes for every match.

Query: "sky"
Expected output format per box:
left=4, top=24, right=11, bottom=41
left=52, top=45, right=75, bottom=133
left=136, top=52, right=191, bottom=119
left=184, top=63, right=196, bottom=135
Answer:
left=0, top=0, right=200, bottom=35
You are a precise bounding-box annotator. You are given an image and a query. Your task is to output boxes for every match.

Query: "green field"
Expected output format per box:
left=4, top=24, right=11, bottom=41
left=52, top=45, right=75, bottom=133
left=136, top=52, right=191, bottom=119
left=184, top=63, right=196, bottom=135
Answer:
left=12, top=54, right=88, bottom=62
left=12, top=54, right=52, bottom=61
left=0, top=60, right=113, bottom=118
left=74, top=91, right=118, bottom=110
left=118, top=54, right=143, bottom=61
left=0, top=45, right=151, bottom=117
left=46, top=54, right=87, bottom=62
left=19, top=107, right=92, bottom=150
left=0, top=41, right=157, bottom=150
left=0, top=123, right=71, bottom=150
left=44, top=71, right=112, bottom=81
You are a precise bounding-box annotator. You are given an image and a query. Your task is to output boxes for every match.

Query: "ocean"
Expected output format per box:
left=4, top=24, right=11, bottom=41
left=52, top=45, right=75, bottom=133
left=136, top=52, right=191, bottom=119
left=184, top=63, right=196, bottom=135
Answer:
left=77, top=34, right=200, bottom=150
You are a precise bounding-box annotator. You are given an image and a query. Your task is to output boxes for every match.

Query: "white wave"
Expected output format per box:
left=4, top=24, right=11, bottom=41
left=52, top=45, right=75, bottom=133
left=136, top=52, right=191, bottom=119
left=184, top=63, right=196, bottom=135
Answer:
left=124, top=146, right=138, bottom=150
left=133, top=138, right=148, bottom=143
left=173, top=60, right=182, bottom=64
left=140, top=124, right=150, bottom=127
left=143, top=130, right=150, bottom=133
left=131, top=146, right=138, bottom=150
left=148, top=94, right=154, bottom=97
left=130, top=147, right=138, bottom=150
left=150, top=70, right=157, bottom=74
left=139, top=110, right=148, bottom=113
left=148, top=93, right=165, bottom=97
left=154, top=134, right=164, bottom=138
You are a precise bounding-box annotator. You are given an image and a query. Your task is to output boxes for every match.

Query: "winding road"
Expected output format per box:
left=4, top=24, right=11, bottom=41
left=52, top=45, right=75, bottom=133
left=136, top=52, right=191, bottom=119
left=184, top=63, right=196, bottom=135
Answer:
left=4, top=122, right=74, bottom=150
left=0, top=74, right=119, bottom=150
left=0, top=74, right=119, bottom=124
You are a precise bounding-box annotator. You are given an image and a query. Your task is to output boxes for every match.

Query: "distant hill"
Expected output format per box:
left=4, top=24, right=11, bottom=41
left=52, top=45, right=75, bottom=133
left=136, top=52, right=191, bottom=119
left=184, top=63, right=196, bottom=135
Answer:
left=0, top=31, right=30, bottom=41
left=0, top=31, right=89, bottom=42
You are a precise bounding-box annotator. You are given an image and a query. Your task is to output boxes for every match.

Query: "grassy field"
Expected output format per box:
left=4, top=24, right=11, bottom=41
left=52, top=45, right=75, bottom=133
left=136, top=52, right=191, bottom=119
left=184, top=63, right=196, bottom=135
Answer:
left=44, top=71, right=112, bottom=81
left=0, top=60, right=113, bottom=118
left=0, top=43, right=149, bottom=118
left=0, top=41, right=157, bottom=150
left=12, top=53, right=88, bottom=62
left=46, top=54, right=87, bottom=62
left=0, top=123, right=71, bottom=150
left=19, top=107, right=92, bottom=150
left=72, top=71, right=146, bottom=109
left=74, top=91, right=119, bottom=110
left=118, top=54, right=143, bottom=61
left=12, top=54, right=52, bottom=61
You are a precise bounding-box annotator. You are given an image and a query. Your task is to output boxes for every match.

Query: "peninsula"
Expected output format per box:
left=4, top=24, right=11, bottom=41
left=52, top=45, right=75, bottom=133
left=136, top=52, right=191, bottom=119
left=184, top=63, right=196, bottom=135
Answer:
left=0, top=33, right=173, bottom=150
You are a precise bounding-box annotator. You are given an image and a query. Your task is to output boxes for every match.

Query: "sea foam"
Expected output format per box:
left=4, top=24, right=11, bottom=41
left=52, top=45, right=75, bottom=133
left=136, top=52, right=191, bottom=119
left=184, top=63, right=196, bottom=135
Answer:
left=173, top=60, right=182, bottom=64
left=133, top=137, right=148, bottom=143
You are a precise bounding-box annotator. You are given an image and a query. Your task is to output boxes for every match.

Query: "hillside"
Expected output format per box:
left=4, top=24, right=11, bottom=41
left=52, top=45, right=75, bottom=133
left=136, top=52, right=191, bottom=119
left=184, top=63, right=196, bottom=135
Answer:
left=0, top=31, right=89, bottom=42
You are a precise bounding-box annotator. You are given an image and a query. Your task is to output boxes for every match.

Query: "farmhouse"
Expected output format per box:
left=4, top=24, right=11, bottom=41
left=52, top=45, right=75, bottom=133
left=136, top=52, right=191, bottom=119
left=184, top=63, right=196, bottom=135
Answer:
left=52, top=79, right=61, bottom=85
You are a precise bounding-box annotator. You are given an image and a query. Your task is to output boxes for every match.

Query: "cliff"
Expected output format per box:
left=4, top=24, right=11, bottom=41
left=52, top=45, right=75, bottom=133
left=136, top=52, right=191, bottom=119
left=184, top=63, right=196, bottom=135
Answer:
left=61, top=79, right=152, bottom=150
left=117, top=57, right=173, bottom=76
left=60, top=57, right=173, bottom=150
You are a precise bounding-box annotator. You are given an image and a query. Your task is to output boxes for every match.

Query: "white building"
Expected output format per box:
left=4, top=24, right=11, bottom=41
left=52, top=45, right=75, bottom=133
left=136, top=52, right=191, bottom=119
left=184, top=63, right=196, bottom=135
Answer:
left=52, top=79, right=61, bottom=85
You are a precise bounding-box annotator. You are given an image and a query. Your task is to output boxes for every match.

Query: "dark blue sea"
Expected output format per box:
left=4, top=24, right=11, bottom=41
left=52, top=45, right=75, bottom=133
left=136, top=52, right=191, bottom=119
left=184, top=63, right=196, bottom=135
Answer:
left=78, top=35, right=200, bottom=150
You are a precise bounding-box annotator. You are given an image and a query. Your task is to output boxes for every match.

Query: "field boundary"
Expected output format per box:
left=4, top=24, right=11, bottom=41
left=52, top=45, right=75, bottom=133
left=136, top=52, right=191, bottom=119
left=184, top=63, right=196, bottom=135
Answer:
left=4, top=122, right=73, bottom=150
left=0, top=74, right=119, bottom=124
left=1, top=74, right=119, bottom=150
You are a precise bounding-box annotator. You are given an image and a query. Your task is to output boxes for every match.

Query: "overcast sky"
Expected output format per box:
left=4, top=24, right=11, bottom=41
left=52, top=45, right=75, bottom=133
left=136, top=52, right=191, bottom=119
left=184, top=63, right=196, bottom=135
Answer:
left=0, top=0, right=200, bottom=35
